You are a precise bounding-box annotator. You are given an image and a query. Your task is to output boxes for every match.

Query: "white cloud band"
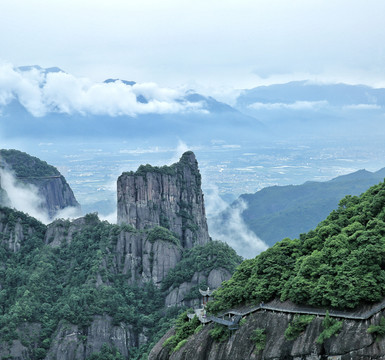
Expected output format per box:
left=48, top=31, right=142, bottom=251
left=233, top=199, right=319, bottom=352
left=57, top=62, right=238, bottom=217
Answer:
left=0, top=63, right=203, bottom=117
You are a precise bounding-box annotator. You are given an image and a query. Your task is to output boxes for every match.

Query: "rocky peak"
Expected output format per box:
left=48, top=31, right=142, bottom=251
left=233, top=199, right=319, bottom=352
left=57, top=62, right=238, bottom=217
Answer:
left=117, top=151, right=210, bottom=248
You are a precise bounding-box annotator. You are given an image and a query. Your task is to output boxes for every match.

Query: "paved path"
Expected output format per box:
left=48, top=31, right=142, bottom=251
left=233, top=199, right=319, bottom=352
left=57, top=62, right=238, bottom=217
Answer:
left=190, top=298, right=385, bottom=326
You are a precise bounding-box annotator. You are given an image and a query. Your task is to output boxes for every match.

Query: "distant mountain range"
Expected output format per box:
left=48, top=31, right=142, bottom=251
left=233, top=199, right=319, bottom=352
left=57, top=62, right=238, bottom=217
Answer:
left=236, top=80, right=385, bottom=108
left=234, top=81, right=385, bottom=139
left=1, top=66, right=385, bottom=142
left=0, top=66, right=262, bottom=142
left=219, top=167, right=385, bottom=247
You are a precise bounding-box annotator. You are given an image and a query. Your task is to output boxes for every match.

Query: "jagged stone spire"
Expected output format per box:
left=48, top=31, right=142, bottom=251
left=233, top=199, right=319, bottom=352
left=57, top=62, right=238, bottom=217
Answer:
left=117, top=151, right=210, bottom=248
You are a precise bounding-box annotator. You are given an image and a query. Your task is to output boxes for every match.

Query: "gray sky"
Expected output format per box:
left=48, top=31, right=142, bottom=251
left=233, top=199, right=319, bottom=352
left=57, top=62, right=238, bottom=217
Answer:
left=1, top=0, right=385, bottom=93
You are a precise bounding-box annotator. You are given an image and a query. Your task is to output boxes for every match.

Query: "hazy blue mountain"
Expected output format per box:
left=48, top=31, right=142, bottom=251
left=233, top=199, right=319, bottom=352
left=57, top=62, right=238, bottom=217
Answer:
left=103, top=78, right=136, bottom=86
left=17, top=65, right=65, bottom=74
left=0, top=67, right=265, bottom=142
left=222, top=167, right=385, bottom=247
left=234, top=81, right=385, bottom=139
left=183, top=92, right=237, bottom=113
left=0, top=100, right=263, bottom=142
left=236, top=81, right=385, bottom=107
left=3, top=67, right=385, bottom=144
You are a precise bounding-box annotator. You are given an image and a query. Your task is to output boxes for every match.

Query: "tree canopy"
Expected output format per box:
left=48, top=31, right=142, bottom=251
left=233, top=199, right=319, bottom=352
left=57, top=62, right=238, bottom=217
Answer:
left=208, top=180, right=385, bottom=313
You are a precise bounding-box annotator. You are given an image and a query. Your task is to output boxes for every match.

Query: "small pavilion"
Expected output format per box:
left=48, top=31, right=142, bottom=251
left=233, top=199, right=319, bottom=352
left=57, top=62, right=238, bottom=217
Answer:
left=199, top=287, right=214, bottom=307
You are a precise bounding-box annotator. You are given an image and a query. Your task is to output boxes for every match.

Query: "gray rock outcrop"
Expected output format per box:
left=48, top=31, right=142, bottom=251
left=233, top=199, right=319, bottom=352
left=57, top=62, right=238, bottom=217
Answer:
left=117, top=151, right=210, bottom=248
left=0, top=323, right=41, bottom=360
left=165, top=268, right=232, bottom=307
left=112, top=226, right=183, bottom=285
left=0, top=149, right=80, bottom=219
left=149, top=306, right=385, bottom=360
left=0, top=208, right=44, bottom=252
left=45, top=217, right=183, bottom=286
left=26, top=176, right=80, bottom=219
left=46, top=315, right=140, bottom=360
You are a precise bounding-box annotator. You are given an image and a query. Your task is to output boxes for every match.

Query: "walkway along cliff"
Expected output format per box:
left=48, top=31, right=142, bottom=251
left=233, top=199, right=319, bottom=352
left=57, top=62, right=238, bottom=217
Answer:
left=149, top=298, right=385, bottom=360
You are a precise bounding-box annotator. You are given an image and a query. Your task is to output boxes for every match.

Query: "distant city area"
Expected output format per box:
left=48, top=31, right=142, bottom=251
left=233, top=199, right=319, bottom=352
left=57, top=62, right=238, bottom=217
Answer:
left=28, top=136, right=385, bottom=218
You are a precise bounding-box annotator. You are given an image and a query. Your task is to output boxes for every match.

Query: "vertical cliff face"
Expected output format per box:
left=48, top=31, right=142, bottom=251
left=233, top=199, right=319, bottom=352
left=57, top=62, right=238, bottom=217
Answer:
left=0, top=174, right=9, bottom=205
left=0, top=207, right=46, bottom=252
left=24, top=176, right=80, bottom=219
left=0, top=149, right=80, bottom=219
left=117, top=151, right=210, bottom=248
left=149, top=309, right=385, bottom=360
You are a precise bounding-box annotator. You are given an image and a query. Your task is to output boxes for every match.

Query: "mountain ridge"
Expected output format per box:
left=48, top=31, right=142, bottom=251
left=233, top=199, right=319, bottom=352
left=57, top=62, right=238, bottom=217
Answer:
left=221, top=167, right=385, bottom=247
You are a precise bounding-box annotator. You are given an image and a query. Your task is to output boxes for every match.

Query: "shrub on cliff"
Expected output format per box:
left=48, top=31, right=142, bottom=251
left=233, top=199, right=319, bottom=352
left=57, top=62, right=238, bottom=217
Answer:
left=161, top=240, right=242, bottom=292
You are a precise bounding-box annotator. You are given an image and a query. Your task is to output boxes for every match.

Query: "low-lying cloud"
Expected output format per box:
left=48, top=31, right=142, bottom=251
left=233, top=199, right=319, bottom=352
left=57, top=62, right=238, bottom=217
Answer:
left=0, top=63, right=203, bottom=117
left=205, top=185, right=268, bottom=258
left=0, top=167, right=80, bottom=224
left=343, top=103, right=382, bottom=110
left=248, top=100, right=328, bottom=111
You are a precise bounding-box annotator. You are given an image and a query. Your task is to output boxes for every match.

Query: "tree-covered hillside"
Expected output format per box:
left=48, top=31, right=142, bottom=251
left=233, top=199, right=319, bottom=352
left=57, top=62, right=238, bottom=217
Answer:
left=0, top=149, right=60, bottom=177
left=231, top=168, right=385, bottom=246
left=0, top=208, right=240, bottom=359
left=208, top=180, right=385, bottom=313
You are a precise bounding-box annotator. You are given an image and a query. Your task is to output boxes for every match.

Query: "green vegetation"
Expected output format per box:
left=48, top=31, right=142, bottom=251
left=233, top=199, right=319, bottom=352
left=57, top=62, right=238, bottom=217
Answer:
left=173, top=339, right=188, bottom=353
left=194, top=324, right=203, bottom=334
left=367, top=316, right=385, bottom=341
left=161, top=240, right=242, bottom=293
left=0, top=206, right=238, bottom=359
left=146, top=226, right=180, bottom=246
left=251, top=328, right=266, bottom=351
left=316, top=311, right=343, bottom=344
left=239, top=318, right=247, bottom=326
left=87, top=344, right=124, bottom=360
left=129, top=163, right=177, bottom=177
left=0, top=149, right=60, bottom=177
left=284, top=315, right=314, bottom=341
left=162, top=312, right=200, bottom=352
left=208, top=180, right=385, bottom=313
left=121, top=151, right=201, bottom=195
left=237, top=168, right=385, bottom=247
left=209, top=323, right=230, bottom=342
left=0, top=209, right=182, bottom=359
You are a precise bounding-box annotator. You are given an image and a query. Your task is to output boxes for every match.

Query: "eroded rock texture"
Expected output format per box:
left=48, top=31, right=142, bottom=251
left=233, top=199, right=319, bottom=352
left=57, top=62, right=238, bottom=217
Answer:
left=149, top=309, right=385, bottom=360
left=117, top=151, right=210, bottom=248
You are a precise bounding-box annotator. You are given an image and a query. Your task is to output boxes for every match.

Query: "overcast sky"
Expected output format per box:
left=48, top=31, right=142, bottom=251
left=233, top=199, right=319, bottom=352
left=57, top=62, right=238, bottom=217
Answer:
left=1, top=0, right=385, bottom=93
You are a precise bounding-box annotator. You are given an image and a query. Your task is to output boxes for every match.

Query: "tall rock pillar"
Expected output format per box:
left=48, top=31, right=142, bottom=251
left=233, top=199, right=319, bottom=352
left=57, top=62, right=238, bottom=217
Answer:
left=117, top=151, right=210, bottom=248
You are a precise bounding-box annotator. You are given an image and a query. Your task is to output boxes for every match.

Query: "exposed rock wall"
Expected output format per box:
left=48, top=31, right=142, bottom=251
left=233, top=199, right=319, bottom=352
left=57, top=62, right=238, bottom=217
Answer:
left=165, top=268, right=232, bottom=307
left=26, top=176, right=80, bottom=219
left=0, top=149, right=80, bottom=219
left=0, top=208, right=44, bottom=252
left=0, top=316, right=144, bottom=360
left=112, top=227, right=183, bottom=285
left=0, top=174, right=10, bottom=205
left=45, top=218, right=183, bottom=286
left=46, top=315, right=141, bottom=360
left=117, top=151, right=210, bottom=248
left=0, top=323, right=41, bottom=360
left=149, top=307, right=385, bottom=360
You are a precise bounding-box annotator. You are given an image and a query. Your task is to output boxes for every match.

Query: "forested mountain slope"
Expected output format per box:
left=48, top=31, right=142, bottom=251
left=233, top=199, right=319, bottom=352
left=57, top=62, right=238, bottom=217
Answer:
left=228, top=167, right=385, bottom=246
left=0, top=151, right=242, bottom=360
left=150, top=178, right=385, bottom=360
left=210, top=179, right=385, bottom=312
